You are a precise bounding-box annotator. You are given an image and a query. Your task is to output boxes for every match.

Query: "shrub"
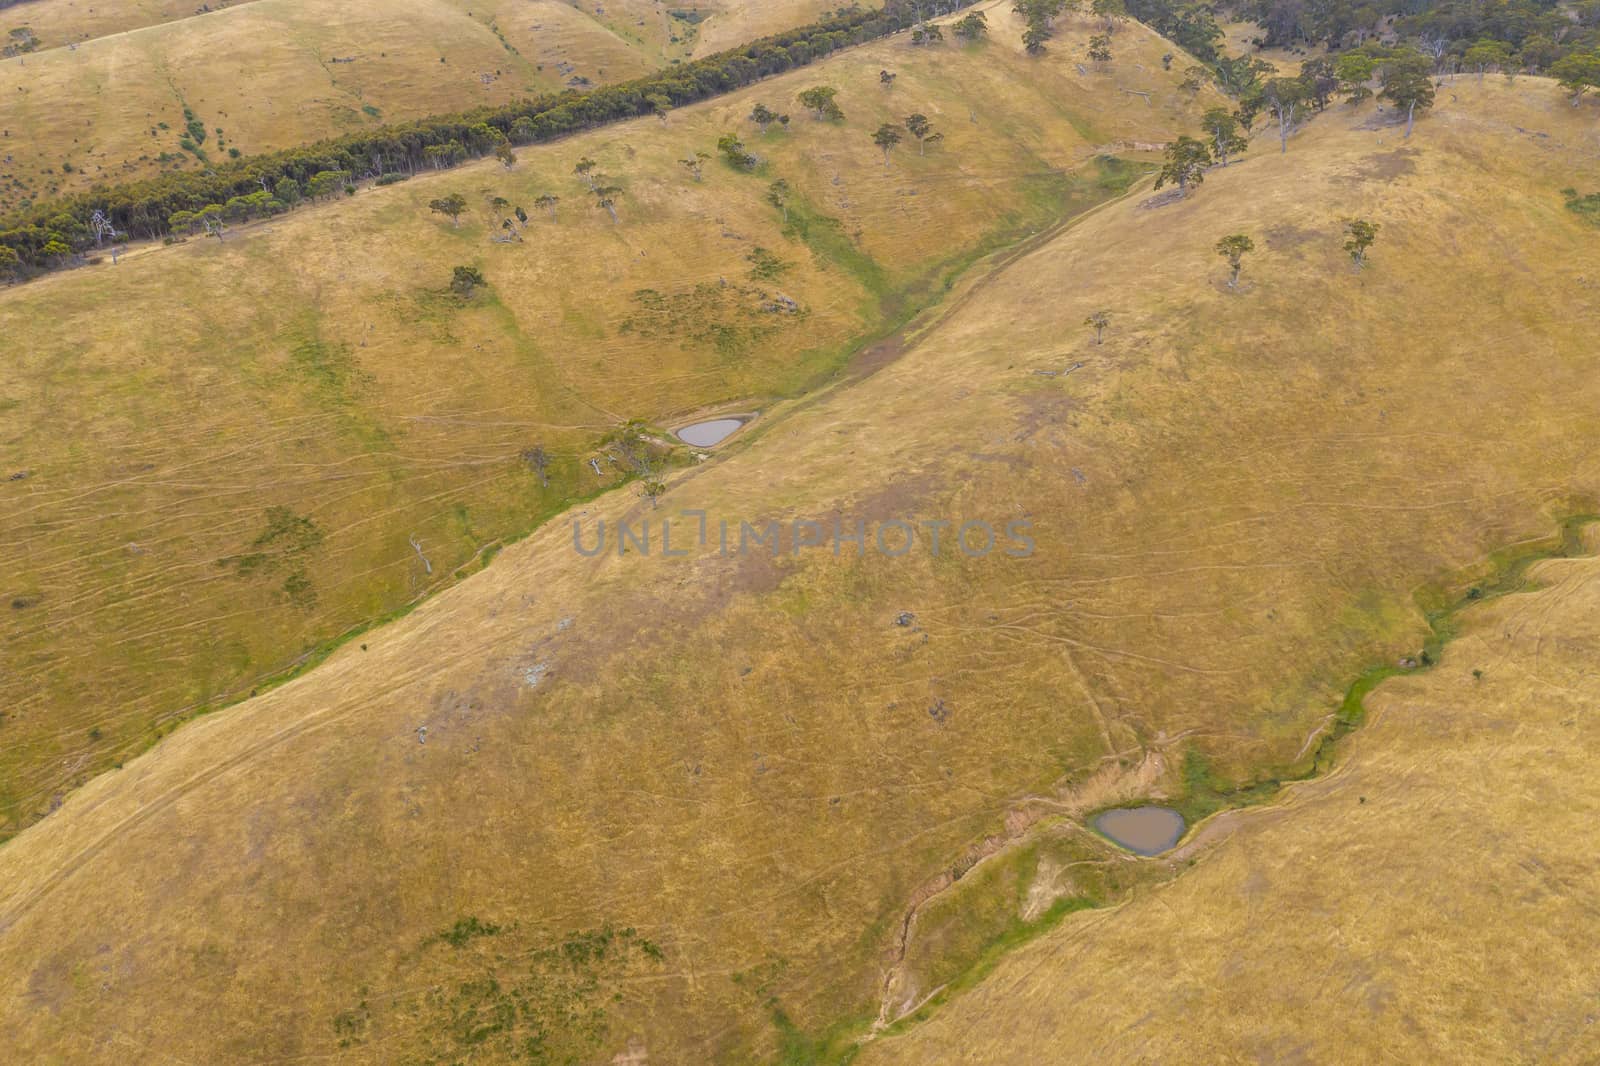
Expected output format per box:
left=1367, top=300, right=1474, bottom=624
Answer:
left=451, top=265, right=486, bottom=296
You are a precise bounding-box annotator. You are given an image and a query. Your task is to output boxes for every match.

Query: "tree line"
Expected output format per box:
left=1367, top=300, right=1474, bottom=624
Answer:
left=0, top=0, right=981, bottom=283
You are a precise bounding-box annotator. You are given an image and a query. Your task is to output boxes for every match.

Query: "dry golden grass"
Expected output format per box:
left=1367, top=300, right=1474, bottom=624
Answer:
left=0, top=13, right=1213, bottom=834
left=2, top=66, right=1600, bottom=1063
left=0, top=0, right=847, bottom=207
left=1218, top=18, right=1328, bottom=78
left=859, top=534, right=1600, bottom=1064
left=690, top=0, right=859, bottom=57
left=0, top=0, right=256, bottom=49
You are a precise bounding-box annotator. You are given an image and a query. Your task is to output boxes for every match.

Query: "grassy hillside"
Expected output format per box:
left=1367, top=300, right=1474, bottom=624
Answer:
left=1, top=0, right=256, bottom=49
left=2, top=67, right=1599, bottom=1062
left=0, top=0, right=851, bottom=208
left=0, top=10, right=1214, bottom=834
left=859, top=533, right=1600, bottom=1064
left=3, top=0, right=850, bottom=54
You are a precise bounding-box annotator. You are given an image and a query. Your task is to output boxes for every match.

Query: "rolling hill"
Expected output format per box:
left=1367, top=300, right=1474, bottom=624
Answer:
left=0, top=9, right=1217, bottom=835
left=0, top=0, right=855, bottom=209
left=3, top=37, right=1600, bottom=1064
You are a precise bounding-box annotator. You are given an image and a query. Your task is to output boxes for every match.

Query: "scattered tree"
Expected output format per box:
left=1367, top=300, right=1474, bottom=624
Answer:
left=1380, top=50, right=1436, bottom=138
left=1154, top=136, right=1212, bottom=196
left=1201, top=108, right=1248, bottom=166
left=451, top=265, right=486, bottom=296
left=880, top=69, right=897, bottom=89
left=574, top=156, right=599, bottom=190
left=873, top=122, right=904, bottom=166
left=1344, top=218, right=1379, bottom=268
left=954, top=11, right=989, bottom=41
left=535, top=193, right=560, bottom=220
left=750, top=103, right=789, bottom=134
left=905, top=113, right=939, bottom=154
left=1262, top=77, right=1307, bottom=153
left=1551, top=51, right=1600, bottom=108
left=495, top=142, right=516, bottom=168
left=1215, top=233, right=1254, bottom=289
left=429, top=193, right=468, bottom=227
left=1087, top=34, right=1113, bottom=66
left=1084, top=310, right=1110, bottom=344
left=911, top=23, right=944, bottom=46
left=595, top=186, right=621, bottom=224
left=798, top=85, right=844, bottom=121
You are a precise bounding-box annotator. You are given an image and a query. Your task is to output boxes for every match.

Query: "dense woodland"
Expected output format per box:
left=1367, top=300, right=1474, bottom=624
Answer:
left=1228, top=0, right=1600, bottom=59
left=2, top=0, right=1599, bottom=282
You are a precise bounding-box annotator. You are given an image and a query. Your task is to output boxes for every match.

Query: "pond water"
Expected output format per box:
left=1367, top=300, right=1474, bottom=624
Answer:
left=1092, top=806, right=1186, bottom=856
left=676, top=418, right=746, bottom=448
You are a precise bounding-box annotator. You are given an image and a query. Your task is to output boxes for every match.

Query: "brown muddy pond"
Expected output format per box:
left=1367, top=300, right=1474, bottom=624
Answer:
left=676, top=418, right=746, bottom=448
left=1092, top=806, right=1186, bottom=856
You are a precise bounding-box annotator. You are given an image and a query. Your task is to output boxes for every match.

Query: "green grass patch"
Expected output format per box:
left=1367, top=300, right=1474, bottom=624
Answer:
left=1563, top=188, right=1600, bottom=225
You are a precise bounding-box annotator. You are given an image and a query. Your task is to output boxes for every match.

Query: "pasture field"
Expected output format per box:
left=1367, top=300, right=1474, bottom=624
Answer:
left=0, top=9, right=1213, bottom=835
left=3, top=57, right=1600, bottom=1062
left=0, top=0, right=855, bottom=207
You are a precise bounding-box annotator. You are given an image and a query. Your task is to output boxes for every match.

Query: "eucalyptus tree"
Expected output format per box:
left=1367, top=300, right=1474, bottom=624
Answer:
left=1215, top=234, right=1253, bottom=289
left=1154, top=136, right=1212, bottom=196
left=873, top=123, right=904, bottom=166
